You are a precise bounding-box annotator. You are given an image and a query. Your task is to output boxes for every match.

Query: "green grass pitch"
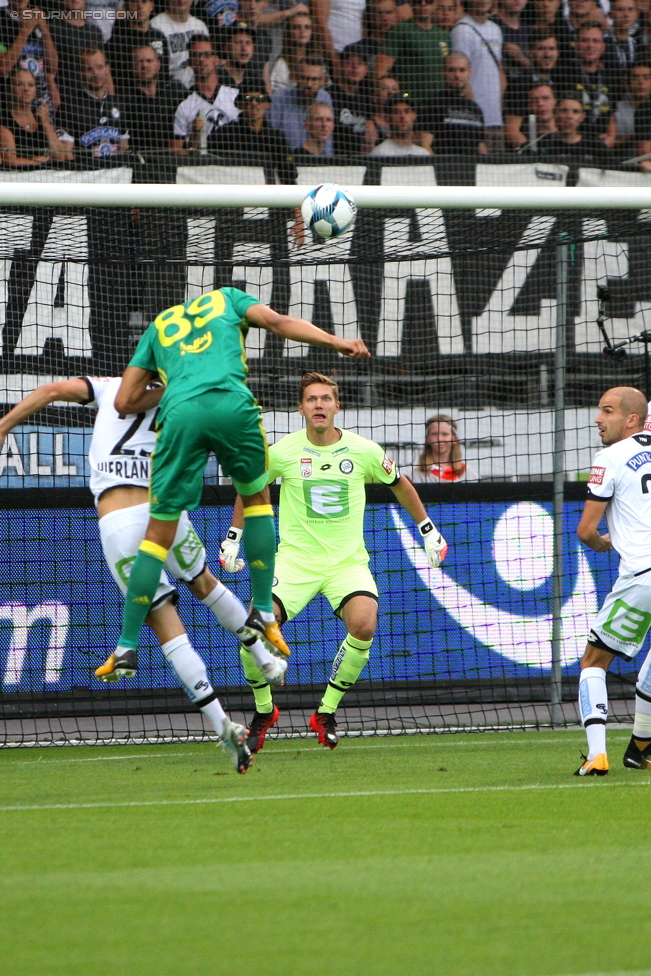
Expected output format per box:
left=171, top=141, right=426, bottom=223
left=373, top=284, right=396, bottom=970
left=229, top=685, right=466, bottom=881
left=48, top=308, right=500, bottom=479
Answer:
left=1, top=729, right=650, bottom=976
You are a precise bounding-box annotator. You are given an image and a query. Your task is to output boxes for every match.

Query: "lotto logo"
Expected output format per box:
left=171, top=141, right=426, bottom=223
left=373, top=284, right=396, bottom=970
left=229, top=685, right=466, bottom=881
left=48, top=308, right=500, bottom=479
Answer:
left=603, top=599, right=651, bottom=644
left=588, top=466, right=606, bottom=485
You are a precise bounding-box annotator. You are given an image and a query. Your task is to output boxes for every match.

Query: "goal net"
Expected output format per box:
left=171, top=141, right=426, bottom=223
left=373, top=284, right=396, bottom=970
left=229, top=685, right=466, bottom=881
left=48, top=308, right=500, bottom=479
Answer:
left=1, top=164, right=649, bottom=746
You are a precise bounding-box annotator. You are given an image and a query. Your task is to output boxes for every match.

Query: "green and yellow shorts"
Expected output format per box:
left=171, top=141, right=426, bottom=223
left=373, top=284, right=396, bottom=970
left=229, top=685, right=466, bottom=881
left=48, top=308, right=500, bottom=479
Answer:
left=149, top=388, right=268, bottom=517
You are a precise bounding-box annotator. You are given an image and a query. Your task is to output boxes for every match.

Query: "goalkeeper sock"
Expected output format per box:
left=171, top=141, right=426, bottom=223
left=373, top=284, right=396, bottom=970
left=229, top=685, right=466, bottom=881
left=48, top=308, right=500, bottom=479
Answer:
left=201, top=582, right=274, bottom=667
left=578, top=667, right=608, bottom=759
left=319, top=634, right=372, bottom=714
left=239, top=644, right=273, bottom=714
left=242, top=505, right=275, bottom=614
left=118, top=541, right=168, bottom=650
left=162, top=634, right=226, bottom=737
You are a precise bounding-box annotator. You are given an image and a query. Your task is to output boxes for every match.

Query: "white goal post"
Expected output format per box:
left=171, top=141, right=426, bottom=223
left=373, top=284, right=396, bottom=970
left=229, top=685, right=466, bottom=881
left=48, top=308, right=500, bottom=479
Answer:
left=0, top=182, right=649, bottom=209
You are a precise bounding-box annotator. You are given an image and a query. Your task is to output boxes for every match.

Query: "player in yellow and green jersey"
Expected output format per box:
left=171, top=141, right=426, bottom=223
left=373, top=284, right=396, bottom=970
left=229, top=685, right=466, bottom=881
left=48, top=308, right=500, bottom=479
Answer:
left=220, top=371, right=449, bottom=751
left=96, top=291, right=370, bottom=683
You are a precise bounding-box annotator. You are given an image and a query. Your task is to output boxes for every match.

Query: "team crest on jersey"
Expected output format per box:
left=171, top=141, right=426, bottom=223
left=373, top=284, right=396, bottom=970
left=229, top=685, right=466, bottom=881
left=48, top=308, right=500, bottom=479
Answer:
left=382, top=455, right=395, bottom=475
left=339, top=458, right=354, bottom=474
left=301, top=457, right=312, bottom=478
left=588, top=466, right=605, bottom=485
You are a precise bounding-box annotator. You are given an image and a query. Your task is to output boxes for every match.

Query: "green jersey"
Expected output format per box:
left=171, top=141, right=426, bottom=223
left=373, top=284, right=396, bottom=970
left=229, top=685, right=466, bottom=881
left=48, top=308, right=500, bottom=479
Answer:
left=380, top=20, right=450, bottom=105
left=129, top=287, right=260, bottom=423
left=268, top=428, right=400, bottom=570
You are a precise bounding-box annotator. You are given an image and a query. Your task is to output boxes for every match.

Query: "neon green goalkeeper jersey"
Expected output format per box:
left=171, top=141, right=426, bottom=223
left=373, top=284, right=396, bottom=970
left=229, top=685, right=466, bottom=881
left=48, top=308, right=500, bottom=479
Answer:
left=129, top=287, right=259, bottom=424
left=268, top=428, right=400, bottom=570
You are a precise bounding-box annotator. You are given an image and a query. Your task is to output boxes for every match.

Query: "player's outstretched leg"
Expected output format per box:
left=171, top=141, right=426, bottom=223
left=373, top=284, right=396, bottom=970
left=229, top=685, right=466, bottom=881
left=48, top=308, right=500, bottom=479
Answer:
left=237, top=492, right=291, bottom=658
left=189, top=572, right=287, bottom=686
left=160, top=629, right=251, bottom=774
left=97, top=518, right=179, bottom=680
left=239, top=644, right=281, bottom=753
left=624, top=649, right=651, bottom=769
left=310, top=635, right=372, bottom=749
left=575, top=650, right=610, bottom=776
left=311, top=597, right=377, bottom=750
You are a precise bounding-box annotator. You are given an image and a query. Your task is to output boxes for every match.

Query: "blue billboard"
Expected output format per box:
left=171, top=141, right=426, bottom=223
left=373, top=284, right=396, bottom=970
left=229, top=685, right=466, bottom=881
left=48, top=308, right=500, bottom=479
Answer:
left=0, top=501, right=635, bottom=695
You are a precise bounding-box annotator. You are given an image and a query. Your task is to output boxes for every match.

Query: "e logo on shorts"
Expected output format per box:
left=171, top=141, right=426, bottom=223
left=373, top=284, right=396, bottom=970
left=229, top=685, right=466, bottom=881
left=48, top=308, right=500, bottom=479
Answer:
left=303, top=480, right=349, bottom=518
left=602, top=599, right=651, bottom=644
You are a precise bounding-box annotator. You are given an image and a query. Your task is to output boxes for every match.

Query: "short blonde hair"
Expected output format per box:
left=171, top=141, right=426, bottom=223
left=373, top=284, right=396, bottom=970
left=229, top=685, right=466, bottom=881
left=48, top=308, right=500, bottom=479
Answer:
left=298, top=371, right=340, bottom=404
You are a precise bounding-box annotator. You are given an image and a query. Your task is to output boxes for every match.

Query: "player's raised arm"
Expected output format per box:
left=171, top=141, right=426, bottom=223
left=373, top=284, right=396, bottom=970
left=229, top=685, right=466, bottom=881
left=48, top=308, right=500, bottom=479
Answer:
left=390, top=474, right=448, bottom=568
left=244, top=303, right=371, bottom=359
left=114, top=366, right=159, bottom=417
left=0, top=378, right=91, bottom=446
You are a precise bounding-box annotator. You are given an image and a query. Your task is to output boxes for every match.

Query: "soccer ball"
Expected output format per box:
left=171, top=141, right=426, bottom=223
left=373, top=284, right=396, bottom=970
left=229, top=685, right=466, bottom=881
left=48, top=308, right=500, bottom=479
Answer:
left=301, top=183, right=356, bottom=239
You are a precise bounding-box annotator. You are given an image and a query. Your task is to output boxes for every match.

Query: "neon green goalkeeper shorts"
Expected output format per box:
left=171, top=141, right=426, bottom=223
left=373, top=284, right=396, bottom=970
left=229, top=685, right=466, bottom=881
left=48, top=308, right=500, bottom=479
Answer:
left=272, top=553, right=379, bottom=623
left=149, top=388, right=269, bottom=517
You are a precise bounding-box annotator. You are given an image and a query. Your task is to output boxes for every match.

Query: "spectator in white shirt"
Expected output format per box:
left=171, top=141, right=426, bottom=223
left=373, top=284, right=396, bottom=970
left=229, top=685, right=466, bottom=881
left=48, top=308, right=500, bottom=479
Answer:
left=410, top=415, right=479, bottom=483
left=150, top=0, right=210, bottom=89
left=369, top=92, right=433, bottom=154
left=451, top=0, right=506, bottom=148
left=171, top=34, right=240, bottom=151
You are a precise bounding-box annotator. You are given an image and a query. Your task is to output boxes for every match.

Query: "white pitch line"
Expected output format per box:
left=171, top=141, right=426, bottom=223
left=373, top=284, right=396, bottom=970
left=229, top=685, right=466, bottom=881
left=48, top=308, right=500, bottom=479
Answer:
left=10, top=752, right=191, bottom=766
left=550, top=971, right=651, bottom=976
left=3, top=734, right=633, bottom=766
left=1, top=777, right=650, bottom=813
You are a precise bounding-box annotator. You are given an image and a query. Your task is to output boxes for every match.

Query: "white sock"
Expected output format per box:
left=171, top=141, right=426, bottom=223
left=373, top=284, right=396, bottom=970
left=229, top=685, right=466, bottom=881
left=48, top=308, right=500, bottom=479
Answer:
left=201, top=581, right=247, bottom=631
left=161, top=634, right=227, bottom=736
left=585, top=722, right=606, bottom=759
left=634, top=650, right=651, bottom=738
left=201, top=582, right=274, bottom=667
left=578, top=667, right=608, bottom=759
left=633, top=699, right=651, bottom=739
left=199, top=698, right=228, bottom=738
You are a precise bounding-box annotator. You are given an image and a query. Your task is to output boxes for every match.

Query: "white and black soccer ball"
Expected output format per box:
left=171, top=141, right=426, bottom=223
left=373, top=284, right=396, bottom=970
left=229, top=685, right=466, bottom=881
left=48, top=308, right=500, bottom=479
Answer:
left=301, top=183, right=356, bottom=239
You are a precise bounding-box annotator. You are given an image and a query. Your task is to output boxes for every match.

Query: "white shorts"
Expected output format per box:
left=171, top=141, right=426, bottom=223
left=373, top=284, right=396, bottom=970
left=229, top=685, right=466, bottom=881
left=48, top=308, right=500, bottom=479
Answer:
left=99, top=503, right=206, bottom=609
left=590, top=569, right=651, bottom=660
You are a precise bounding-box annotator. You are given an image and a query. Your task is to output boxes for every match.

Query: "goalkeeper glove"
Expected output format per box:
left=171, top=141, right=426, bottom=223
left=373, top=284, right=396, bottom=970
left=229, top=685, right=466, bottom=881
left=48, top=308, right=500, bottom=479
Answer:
left=219, top=526, right=244, bottom=573
left=417, top=517, right=448, bottom=569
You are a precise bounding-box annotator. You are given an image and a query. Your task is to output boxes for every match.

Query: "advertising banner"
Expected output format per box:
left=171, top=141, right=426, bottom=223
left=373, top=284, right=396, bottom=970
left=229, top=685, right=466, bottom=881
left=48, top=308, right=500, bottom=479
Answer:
left=0, top=501, right=630, bottom=694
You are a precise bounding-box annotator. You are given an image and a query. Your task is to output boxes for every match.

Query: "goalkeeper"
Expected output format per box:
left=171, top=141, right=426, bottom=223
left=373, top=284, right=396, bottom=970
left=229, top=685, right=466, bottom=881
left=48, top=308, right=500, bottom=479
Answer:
left=220, top=371, right=448, bottom=751
left=107, top=287, right=369, bottom=682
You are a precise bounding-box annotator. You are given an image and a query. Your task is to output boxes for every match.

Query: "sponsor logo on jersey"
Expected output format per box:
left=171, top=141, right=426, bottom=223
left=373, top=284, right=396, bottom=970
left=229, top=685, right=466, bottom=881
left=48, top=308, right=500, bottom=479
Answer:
left=180, top=332, right=212, bottom=355
left=626, top=451, right=651, bottom=472
left=332, top=446, right=349, bottom=456
left=301, top=457, right=312, bottom=478
left=303, top=481, right=350, bottom=519
left=588, top=465, right=606, bottom=484
left=303, top=446, right=321, bottom=456
left=382, top=455, right=395, bottom=475
left=320, top=463, right=331, bottom=470
left=339, top=458, right=354, bottom=474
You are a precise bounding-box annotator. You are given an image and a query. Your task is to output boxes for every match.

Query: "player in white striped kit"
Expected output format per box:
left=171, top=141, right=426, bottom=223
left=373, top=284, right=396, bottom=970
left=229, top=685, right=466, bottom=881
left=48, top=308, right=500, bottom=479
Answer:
left=575, top=386, right=651, bottom=775
left=0, top=376, right=286, bottom=774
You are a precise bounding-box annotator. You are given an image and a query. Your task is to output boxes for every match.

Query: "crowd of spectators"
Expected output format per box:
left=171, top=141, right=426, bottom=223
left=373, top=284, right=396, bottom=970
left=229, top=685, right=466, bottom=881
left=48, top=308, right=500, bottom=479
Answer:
left=1, top=0, right=651, bottom=167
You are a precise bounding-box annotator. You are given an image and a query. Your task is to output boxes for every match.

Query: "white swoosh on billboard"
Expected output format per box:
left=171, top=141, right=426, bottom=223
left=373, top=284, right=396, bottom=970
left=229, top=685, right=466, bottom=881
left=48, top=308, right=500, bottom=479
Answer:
left=391, top=509, right=597, bottom=668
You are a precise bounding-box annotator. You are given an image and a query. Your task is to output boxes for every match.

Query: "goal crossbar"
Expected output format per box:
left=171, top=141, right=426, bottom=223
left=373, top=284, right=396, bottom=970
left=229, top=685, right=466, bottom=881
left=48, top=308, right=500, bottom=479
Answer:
left=0, top=182, right=649, bottom=209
